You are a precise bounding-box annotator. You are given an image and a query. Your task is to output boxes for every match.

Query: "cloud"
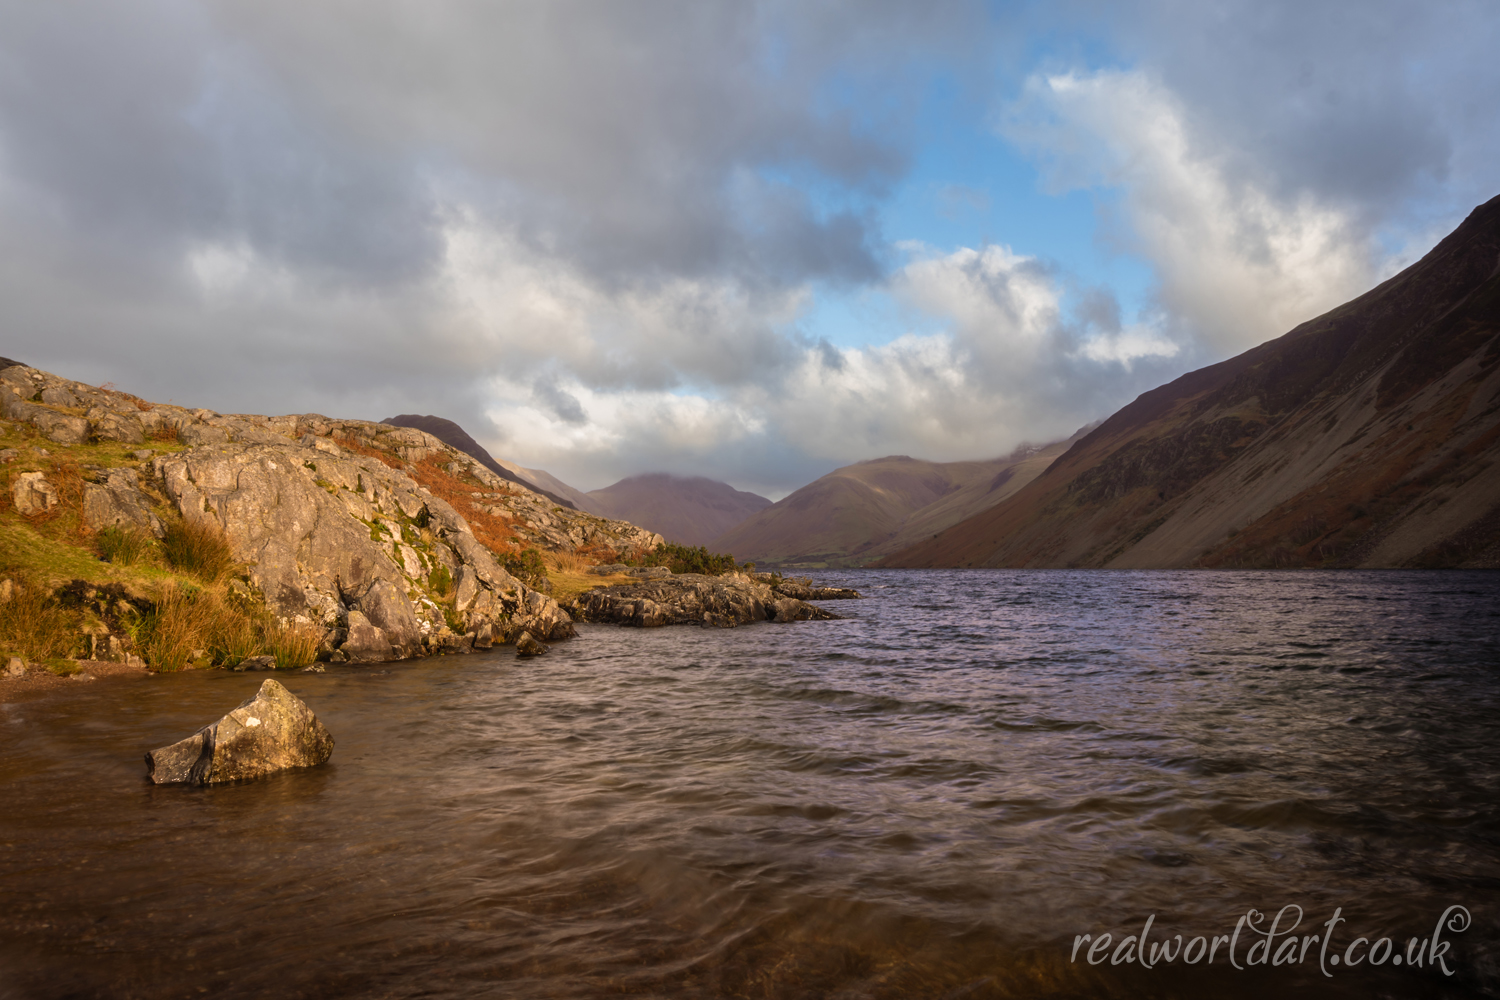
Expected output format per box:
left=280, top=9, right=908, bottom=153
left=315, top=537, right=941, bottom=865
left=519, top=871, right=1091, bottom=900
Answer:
left=1002, top=69, right=1381, bottom=354
left=0, top=1, right=1495, bottom=499
left=471, top=240, right=1182, bottom=493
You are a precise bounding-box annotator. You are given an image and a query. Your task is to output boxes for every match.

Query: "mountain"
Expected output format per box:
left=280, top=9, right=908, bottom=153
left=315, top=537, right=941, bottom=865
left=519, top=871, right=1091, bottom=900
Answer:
left=709, top=439, right=1076, bottom=567
left=585, top=474, right=773, bottom=547
left=380, top=414, right=578, bottom=510
left=490, top=458, right=598, bottom=513
left=882, top=194, right=1500, bottom=569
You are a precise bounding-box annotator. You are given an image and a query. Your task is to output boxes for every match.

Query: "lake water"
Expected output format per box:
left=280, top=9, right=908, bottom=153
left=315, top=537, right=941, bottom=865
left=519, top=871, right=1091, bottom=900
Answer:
left=2, top=570, right=1498, bottom=999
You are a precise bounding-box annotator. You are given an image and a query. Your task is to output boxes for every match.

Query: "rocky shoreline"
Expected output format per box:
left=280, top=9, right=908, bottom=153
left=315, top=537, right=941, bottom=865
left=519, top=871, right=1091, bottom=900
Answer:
left=565, top=570, right=860, bottom=628
left=0, top=362, right=867, bottom=701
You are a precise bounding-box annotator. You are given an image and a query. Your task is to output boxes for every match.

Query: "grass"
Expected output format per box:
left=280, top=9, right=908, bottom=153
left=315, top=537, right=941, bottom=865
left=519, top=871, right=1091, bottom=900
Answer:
left=96, top=524, right=155, bottom=566
left=548, top=569, right=634, bottom=602
left=160, top=517, right=236, bottom=583
left=262, top=619, right=322, bottom=669
left=0, top=575, right=82, bottom=666
left=131, top=584, right=323, bottom=672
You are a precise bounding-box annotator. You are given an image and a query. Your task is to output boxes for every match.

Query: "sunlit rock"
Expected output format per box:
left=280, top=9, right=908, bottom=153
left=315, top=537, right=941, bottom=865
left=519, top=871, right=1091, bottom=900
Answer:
left=145, top=678, right=334, bottom=786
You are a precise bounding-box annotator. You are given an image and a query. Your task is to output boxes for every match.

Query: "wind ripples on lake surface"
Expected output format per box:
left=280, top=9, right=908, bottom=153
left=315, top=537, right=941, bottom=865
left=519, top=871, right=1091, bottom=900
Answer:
left=2, top=570, right=1498, bottom=998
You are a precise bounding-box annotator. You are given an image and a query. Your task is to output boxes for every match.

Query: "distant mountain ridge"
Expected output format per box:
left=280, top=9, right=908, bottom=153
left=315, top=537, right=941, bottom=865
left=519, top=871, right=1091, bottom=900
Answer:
left=710, top=438, right=1077, bottom=567
left=380, top=414, right=578, bottom=510
left=882, top=194, right=1500, bottom=569
left=586, top=474, right=772, bottom=547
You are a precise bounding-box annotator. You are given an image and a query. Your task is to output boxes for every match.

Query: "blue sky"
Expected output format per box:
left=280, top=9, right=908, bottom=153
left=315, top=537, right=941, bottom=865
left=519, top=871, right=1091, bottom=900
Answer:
left=2, top=1, right=1498, bottom=497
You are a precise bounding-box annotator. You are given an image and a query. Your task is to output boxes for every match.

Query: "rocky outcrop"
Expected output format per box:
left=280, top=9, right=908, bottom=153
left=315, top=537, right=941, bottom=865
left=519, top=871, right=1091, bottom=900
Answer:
left=149, top=436, right=578, bottom=655
left=565, top=573, right=846, bottom=628
left=145, top=678, right=334, bottom=785
left=11, top=471, right=57, bottom=516
left=82, top=468, right=162, bottom=536
left=0, top=361, right=631, bottom=663
left=760, top=576, right=862, bottom=601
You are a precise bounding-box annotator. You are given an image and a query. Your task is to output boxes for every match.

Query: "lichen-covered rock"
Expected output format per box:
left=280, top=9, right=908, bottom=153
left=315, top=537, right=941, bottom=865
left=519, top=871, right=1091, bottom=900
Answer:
left=11, top=472, right=57, bottom=516
left=145, top=678, right=333, bottom=786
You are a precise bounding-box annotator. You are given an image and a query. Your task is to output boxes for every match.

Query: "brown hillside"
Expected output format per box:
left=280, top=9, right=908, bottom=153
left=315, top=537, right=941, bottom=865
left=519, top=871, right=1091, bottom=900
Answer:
left=711, top=441, right=1072, bottom=567
left=881, top=194, right=1500, bottom=569
left=586, top=474, right=772, bottom=547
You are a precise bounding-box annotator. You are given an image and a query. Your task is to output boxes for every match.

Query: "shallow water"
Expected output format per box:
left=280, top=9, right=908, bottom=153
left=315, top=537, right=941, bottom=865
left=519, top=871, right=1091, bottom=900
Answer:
left=2, top=569, right=1499, bottom=999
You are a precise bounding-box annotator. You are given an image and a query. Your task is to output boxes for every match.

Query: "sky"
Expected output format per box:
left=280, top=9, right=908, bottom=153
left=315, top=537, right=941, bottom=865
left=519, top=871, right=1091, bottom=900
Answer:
left=2, top=1, right=1498, bottom=498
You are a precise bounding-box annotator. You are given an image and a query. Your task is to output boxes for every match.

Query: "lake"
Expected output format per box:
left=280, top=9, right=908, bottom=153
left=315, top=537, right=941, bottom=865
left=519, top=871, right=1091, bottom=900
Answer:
left=2, top=570, right=1498, bottom=998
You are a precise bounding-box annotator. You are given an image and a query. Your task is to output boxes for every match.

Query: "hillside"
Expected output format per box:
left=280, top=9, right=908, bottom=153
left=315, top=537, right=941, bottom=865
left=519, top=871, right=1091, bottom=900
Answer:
left=0, top=363, right=663, bottom=672
left=586, top=473, right=773, bottom=547
left=883, top=194, right=1500, bottom=569
left=710, top=440, right=1073, bottom=567
left=381, top=413, right=578, bottom=510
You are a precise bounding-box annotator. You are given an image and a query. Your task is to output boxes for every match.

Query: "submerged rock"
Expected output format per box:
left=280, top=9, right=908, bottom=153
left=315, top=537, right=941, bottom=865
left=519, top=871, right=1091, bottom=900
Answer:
left=145, top=678, right=334, bottom=786
left=515, top=631, right=549, bottom=657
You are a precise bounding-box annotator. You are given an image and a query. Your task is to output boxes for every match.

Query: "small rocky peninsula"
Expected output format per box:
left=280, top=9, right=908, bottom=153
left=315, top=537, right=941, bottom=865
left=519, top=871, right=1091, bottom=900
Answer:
left=565, top=566, right=860, bottom=628
left=0, top=361, right=857, bottom=684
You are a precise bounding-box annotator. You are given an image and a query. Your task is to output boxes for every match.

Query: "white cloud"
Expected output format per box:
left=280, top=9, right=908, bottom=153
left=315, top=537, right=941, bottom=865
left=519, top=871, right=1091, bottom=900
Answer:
left=461, top=237, right=1173, bottom=492
left=1002, top=69, right=1381, bottom=354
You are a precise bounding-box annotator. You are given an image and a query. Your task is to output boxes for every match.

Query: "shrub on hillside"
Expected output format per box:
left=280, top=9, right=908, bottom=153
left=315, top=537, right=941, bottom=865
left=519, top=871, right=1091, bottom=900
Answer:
left=630, top=543, right=742, bottom=576
left=500, top=547, right=548, bottom=589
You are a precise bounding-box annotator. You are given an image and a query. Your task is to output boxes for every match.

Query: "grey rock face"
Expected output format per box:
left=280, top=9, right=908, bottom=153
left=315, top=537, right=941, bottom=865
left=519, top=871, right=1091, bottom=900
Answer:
left=233, top=655, right=278, bottom=672
left=11, top=472, right=57, bottom=516
left=771, top=598, right=837, bottom=623
left=87, top=406, right=146, bottom=445
left=345, top=578, right=422, bottom=657
left=1, top=393, right=88, bottom=444
left=341, top=610, right=392, bottom=662
left=145, top=678, right=334, bottom=786
left=82, top=468, right=163, bottom=537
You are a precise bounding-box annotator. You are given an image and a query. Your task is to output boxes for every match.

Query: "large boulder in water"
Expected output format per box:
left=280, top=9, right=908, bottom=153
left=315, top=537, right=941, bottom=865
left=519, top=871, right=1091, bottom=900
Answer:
left=145, top=678, right=334, bottom=785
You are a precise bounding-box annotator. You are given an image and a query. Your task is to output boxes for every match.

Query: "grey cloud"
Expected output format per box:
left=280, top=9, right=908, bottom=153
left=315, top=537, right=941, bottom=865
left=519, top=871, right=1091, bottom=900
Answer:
left=533, top=380, right=589, bottom=427
left=1053, top=0, right=1499, bottom=216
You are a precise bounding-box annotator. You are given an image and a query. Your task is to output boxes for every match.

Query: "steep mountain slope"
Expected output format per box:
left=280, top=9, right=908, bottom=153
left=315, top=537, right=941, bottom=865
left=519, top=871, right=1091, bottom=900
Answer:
left=490, top=458, right=598, bottom=513
left=883, top=194, right=1500, bottom=569
left=381, top=414, right=578, bottom=510
left=711, top=440, right=1073, bottom=567
left=586, top=473, right=772, bottom=547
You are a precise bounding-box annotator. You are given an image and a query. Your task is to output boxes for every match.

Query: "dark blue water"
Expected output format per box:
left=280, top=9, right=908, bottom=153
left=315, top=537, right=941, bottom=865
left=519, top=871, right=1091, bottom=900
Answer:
left=2, top=570, right=1499, bottom=998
